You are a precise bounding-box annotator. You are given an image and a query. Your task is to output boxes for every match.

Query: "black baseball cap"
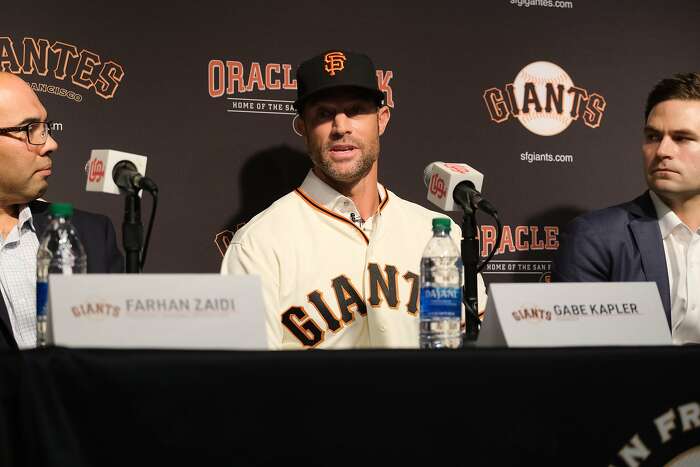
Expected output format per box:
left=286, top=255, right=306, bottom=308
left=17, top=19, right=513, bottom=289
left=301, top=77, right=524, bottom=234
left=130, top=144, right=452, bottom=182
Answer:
left=293, top=50, right=385, bottom=113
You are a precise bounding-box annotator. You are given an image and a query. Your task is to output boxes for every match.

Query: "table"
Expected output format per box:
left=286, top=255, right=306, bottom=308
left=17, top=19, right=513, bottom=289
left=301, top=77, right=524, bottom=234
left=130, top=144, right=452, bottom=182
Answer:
left=1, top=346, right=699, bottom=466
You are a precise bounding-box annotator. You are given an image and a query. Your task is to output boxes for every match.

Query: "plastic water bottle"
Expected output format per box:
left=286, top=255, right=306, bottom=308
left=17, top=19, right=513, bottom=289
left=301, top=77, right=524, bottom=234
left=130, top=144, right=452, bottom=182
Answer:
left=420, top=218, right=463, bottom=349
left=36, top=203, right=87, bottom=347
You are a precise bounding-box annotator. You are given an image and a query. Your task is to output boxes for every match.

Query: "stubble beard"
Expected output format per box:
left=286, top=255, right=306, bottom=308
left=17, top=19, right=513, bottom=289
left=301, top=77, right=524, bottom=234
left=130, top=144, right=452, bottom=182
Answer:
left=310, top=138, right=379, bottom=185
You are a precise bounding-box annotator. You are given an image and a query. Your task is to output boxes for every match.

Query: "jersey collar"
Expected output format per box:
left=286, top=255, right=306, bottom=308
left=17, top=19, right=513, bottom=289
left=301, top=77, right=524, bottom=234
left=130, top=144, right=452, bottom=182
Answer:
left=298, top=169, right=387, bottom=217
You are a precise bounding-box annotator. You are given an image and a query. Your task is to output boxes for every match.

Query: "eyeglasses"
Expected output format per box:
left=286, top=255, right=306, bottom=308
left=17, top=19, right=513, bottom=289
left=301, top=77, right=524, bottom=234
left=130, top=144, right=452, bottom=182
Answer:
left=0, top=121, right=54, bottom=145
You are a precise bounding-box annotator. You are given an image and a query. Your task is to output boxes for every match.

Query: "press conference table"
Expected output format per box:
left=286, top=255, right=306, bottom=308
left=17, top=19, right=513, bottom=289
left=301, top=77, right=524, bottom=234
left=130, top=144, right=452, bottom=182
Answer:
left=1, top=346, right=699, bottom=467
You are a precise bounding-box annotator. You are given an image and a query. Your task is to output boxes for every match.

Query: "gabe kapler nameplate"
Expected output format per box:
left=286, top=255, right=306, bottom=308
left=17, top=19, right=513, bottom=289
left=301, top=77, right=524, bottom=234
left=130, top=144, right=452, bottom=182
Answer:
left=478, top=282, right=671, bottom=347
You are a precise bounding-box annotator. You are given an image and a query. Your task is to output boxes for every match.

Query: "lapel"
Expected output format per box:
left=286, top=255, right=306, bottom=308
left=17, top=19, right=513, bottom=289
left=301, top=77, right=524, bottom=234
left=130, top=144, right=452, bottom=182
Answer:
left=628, top=192, right=672, bottom=326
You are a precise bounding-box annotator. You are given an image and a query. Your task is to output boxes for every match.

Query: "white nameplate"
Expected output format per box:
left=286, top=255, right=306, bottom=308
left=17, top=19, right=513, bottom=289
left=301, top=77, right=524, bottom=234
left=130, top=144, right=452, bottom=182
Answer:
left=48, top=274, right=267, bottom=350
left=477, top=282, right=671, bottom=347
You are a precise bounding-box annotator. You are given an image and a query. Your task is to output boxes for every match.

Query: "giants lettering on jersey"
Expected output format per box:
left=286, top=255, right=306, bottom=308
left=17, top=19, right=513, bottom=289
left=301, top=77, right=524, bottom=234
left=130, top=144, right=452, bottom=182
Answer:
left=281, top=263, right=420, bottom=348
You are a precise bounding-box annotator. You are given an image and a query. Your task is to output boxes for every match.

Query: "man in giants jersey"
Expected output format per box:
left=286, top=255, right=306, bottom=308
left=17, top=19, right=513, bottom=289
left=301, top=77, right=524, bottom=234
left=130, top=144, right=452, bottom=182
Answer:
left=221, top=50, right=486, bottom=349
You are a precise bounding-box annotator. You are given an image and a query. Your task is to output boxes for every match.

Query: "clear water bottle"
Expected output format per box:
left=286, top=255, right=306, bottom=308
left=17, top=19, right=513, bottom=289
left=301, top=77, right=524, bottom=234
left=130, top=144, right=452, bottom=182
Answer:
left=36, top=203, right=87, bottom=347
left=420, top=218, right=463, bottom=349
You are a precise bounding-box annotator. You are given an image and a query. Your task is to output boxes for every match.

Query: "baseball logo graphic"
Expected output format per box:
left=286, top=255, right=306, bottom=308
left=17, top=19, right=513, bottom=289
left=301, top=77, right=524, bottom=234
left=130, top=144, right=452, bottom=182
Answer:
left=513, top=61, right=574, bottom=136
left=324, top=51, right=346, bottom=76
left=482, top=61, right=605, bottom=135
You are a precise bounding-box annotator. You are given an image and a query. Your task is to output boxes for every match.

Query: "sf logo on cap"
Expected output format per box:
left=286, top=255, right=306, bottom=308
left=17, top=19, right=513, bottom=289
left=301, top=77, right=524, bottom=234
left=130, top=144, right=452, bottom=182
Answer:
left=324, top=51, right=346, bottom=76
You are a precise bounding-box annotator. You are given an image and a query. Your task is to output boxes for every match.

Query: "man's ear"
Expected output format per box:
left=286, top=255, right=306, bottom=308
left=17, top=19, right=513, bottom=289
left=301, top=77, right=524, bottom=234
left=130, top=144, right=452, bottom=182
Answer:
left=377, top=106, right=390, bottom=136
left=293, top=114, right=306, bottom=137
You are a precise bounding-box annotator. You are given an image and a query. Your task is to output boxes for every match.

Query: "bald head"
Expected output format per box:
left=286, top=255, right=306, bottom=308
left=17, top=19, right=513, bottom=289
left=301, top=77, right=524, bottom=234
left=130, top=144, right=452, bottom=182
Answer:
left=0, top=71, right=32, bottom=87
left=0, top=72, right=44, bottom=127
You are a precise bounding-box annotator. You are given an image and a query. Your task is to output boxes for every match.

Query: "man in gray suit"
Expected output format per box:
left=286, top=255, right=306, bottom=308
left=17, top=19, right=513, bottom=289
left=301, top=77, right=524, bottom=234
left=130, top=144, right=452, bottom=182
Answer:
left=553, top=72, right=700, bottom=344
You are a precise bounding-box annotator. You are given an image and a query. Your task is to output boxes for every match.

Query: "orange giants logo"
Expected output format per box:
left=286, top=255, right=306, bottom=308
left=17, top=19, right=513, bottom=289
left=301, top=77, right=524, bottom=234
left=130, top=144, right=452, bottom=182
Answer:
left=483, top=61, right=606, bottom=136
left=71, top=302, right=120, bottom=318
left=0, top=36, right=125, bottom=102
left=512, top=307, right=552, bottom=322
left=324, top=51, right=346, bottom=76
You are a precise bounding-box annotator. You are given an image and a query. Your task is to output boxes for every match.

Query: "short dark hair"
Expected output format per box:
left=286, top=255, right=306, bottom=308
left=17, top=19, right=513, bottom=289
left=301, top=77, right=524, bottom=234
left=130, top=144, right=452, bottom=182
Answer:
left=645, top=72, right=700, bottom=121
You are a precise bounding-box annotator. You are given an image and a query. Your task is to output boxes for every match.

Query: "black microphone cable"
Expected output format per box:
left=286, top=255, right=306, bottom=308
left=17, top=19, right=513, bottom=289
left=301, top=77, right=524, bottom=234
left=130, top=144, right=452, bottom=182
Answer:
left=138, top=180, right=158, bottom=272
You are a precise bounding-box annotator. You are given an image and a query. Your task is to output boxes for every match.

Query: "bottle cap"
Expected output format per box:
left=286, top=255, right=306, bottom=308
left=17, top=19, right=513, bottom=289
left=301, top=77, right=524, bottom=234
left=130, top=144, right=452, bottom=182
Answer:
left=49, top=203, right=74, bottom=218
left=432, top=217, right=451, bottom=232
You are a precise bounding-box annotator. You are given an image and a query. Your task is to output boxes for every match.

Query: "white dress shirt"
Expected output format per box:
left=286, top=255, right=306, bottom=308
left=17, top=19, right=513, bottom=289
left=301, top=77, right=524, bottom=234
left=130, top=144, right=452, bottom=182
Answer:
left=650, top=191, right=700, bottom=345
left=0, top=205, right=39, bottom=349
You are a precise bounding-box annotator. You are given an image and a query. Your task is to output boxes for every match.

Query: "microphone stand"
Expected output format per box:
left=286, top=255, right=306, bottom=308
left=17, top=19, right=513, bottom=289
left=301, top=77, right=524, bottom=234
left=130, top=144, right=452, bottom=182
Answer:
left=453, top=190, right=481, bottom=342
left=123, top=188, right=143, bottom=274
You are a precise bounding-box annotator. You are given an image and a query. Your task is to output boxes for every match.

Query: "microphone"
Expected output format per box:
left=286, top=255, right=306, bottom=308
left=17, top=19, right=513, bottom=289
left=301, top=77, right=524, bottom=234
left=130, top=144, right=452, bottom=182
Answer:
left=113, top=161, right=158, bottom=193
left=349, top=212, right=364, bottom=227
left=85, top=149, right=158, bottom=273
left=85, top=149, right=150, bottom=194
left=423, top=162, right=496, bottom=214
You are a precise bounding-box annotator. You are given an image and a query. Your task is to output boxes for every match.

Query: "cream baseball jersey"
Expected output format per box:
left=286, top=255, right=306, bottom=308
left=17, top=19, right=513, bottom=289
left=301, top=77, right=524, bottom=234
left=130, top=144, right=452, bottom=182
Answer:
left=221, top=170, right=487, bottom=350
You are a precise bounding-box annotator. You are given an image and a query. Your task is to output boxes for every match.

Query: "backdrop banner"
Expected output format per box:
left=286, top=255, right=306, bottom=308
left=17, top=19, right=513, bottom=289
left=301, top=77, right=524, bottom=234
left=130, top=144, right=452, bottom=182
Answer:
left=3, top=0, right=699, bottom=288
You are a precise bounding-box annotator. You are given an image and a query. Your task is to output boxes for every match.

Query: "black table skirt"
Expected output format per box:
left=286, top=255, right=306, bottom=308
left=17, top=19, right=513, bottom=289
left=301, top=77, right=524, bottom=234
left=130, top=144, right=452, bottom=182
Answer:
left=1, top=346, right=699, bottom=467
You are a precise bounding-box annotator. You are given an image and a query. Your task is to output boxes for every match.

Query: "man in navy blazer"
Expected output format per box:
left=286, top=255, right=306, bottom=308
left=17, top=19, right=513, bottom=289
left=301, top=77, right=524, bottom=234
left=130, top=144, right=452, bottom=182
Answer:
left=0, top=72, right=123, bottom=351
left=552, top=192, right=672, bottom=320
left=553, top=72, right=700, bottom=343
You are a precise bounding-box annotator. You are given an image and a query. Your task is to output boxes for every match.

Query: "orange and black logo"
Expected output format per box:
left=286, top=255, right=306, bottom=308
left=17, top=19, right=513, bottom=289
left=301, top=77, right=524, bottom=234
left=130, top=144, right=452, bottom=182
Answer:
left=483, top=61, right=606, bottom=136
left=208, top=57, right=395, bottom=115
left=512, top=307, right=552, bottom=322
left=323, top=51, right=346, bottom=76
left=479, top=224, right=558, bottom=277
left=71, top=302, right=120, bottom=318
left=1, top=35, right=125, bottom=102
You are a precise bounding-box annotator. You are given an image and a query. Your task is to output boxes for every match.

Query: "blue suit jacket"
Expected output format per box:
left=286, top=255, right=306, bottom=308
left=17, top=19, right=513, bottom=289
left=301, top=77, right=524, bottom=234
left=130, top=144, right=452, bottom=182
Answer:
left=552, top=191, right=671, bottom=327
left=0, top=201, right=124, bottom=351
